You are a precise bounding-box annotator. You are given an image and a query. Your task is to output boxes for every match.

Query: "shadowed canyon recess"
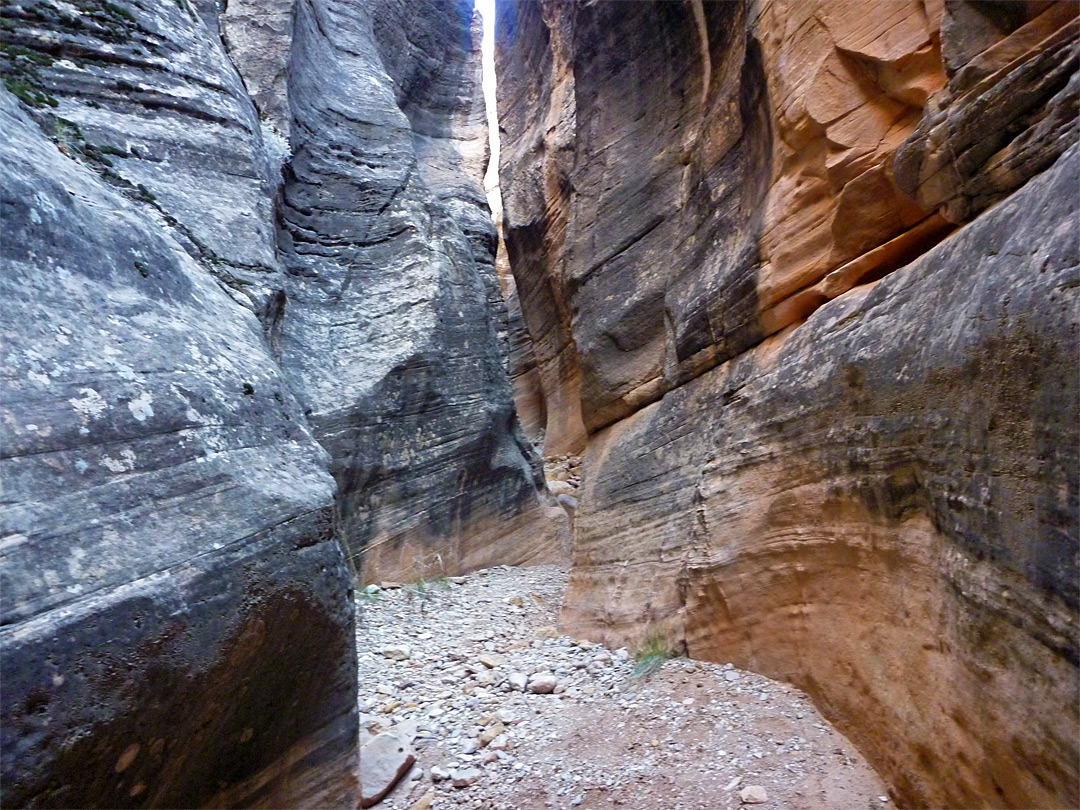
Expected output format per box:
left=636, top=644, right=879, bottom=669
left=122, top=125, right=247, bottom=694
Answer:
left=0, top=0, right=1076, bottom=808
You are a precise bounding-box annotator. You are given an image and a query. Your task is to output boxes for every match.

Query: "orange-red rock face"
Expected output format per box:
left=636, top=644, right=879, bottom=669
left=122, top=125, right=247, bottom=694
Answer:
left=562, top=154, right=1078, bottom=805
left=496, top=0, right=1079, bottom=807
left=754, top=0, right=951, bottom=335
left=496, top=0, right=588, bottom=455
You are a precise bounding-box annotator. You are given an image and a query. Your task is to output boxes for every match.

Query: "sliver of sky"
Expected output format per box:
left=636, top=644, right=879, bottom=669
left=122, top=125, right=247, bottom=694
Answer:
left=475, top=0, right=499, bottom=194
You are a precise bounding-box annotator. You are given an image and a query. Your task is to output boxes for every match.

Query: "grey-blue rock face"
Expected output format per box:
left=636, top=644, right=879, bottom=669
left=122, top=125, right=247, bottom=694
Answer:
left=0, top=90, right=358, bottom=807
left=271, top=0, right=566, bottom=580
left=0, top=0, right=561, bottom=805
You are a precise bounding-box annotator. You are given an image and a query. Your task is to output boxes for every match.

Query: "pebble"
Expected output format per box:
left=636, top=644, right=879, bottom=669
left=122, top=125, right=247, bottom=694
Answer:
left=740, top=784, right=768, bottom=804
left=527, top=673, right=558, bottom=694
left=451, top=767, right=482, bottom=788
left=478, top=652, right=507, bottom=668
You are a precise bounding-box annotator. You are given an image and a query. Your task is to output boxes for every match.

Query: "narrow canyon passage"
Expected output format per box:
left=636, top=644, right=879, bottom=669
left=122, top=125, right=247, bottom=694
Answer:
left=0, top=0, right=1075, bottom=809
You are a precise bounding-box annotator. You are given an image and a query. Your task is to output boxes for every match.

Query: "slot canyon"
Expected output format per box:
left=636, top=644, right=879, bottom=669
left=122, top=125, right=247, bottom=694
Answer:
left=0, top=1, right=1076, bottom=808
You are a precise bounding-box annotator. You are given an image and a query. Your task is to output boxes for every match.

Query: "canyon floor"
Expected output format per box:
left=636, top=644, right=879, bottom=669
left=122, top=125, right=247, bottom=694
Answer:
left=356, top=565, right=890, bottom=810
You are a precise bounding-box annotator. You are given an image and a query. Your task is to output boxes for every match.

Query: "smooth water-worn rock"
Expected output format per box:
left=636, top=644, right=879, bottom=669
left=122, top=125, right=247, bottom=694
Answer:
left=0, top=91, right=358, bottom=808
left=498, top=0, right=771, bottom=437
left=561, top=147, right=1079, bottom=809
left=497, top=2, right=1079, bottom=808
left=0, top=0, right=560, bottom=805
left=496, top=1, right=978, bottom=437
left=261, top=0, right=567, bottom=581
left=0, top=0, right=287, bottom=312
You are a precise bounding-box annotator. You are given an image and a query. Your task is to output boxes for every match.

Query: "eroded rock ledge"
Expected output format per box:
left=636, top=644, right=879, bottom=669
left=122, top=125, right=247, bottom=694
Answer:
left=563, top=146, right=1078, bottom=809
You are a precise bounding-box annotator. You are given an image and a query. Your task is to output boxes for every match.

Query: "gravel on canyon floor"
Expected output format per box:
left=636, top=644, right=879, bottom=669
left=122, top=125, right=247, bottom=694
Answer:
left=356, top=565, right=890, bottom=810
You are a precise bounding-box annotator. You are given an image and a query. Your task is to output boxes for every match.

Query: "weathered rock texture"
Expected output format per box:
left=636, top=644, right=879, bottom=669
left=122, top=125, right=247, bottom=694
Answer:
left=895, top=0, right=1078, bottom=223
left=0, top=88, right=357, bottom=807
left=496, top=1, right=1079, bottom=807
left=498, top=0, right=960, bottom=440
left=0, top=0, right=559, bottom=804
left=226, top=0, right=567, bottom=581
left=564, top=147, right=1079, bottom=809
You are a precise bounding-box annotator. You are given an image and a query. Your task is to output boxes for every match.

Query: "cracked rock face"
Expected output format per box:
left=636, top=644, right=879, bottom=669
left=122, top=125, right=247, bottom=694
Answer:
left=496, top=1, right=1078, bottom=807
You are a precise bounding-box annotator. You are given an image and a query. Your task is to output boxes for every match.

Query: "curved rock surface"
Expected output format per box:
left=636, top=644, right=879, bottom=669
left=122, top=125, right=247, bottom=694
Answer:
left=0, top=91, right=357, bottom=808
left=259, top=0, right=566, bottom=581
left=496, top=1, right=1079, bottom=808
left=895, top=0, right=1078, bottom=223
left=496, top=0, right=976, bottom=437
left=562, top=144, right=1079, bottom=810
left=1, top=0, right=560, bottom=805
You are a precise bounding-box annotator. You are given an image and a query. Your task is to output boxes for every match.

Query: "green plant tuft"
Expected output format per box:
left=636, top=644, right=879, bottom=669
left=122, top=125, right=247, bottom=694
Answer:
left=632, top=632, right=674, bottom=679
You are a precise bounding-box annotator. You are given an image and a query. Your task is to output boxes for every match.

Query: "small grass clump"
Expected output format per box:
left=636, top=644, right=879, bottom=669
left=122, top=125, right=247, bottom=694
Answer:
left=632, top=632, right=675, bottom=679
left=405, top=574, right=451, bottom=616
left=357, top=583, right=381, bottom=604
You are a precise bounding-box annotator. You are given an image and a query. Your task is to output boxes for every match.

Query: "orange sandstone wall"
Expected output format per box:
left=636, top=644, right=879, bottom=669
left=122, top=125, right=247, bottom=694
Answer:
left=496, top=1, right=1079, bottom=806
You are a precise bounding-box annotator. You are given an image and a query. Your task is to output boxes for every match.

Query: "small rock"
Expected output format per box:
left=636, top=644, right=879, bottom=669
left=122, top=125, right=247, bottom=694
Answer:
left=508, top=672, right=528, bottom=691
left=739, top=785, right=768, bottom=804
left=379, top=646, right=411, bottom=661
left=478, top=652, right=507, bottom=668
left=360, top=733, right=416, bottom=808
left=430, top=765, right=450, bottom=782
left=527, top=673, right=558, bottom=694
left=479, top=721, right=505, bottom=747
left=451, top=767, right=483, bottom=788
left=409, top=788, right=435, bottom=810
left=548, top=480, right=576, bottom=497
left=725, top=670, right=741, bottom=682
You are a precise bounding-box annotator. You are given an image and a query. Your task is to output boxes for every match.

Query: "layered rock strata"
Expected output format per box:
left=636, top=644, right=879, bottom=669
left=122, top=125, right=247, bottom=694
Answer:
left=497, top=0, right=967, bottom=438
left=234, top=0, right=566, bottom=581
left=1, top=0, right=559, bottom=804
left=0, top=91, right=358, bottom=807
left=563, top=146, right=1079, bottom=808
left=895, top=0, right=1079, bottom=223
left=496, top=1, right=1079, bottom=807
